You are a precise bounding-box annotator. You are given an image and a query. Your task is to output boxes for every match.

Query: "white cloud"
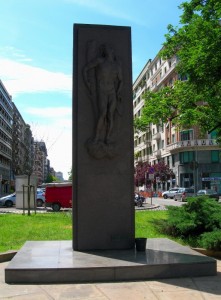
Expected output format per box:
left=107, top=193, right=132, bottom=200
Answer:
left=0, top=58, right=72, bottom=96
left=25, top=106, right=72, bottom=119
left=0, top=49, right=73, bottom=179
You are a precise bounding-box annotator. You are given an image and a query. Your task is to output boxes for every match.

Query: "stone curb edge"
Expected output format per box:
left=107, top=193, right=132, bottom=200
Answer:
left=0, top=251, right=17, bottom=263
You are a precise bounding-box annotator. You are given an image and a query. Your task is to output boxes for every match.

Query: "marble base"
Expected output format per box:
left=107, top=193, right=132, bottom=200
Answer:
left=5, top=238, right=217, bottom=284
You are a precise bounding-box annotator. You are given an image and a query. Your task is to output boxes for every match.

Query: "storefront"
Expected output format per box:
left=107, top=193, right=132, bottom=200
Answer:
left=202, top=174, right=221, bottom=193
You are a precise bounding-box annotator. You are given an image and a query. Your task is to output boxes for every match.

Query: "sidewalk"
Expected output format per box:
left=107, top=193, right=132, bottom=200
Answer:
left=1, top=258, right=221, bottom=299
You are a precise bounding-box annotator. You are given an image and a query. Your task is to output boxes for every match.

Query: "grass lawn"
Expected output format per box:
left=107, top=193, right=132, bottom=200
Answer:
left=0, top=210, right=186, bottom=253
left=0, top=212, right=72, bottom=252
left=135, top=210, right=185, bottom=246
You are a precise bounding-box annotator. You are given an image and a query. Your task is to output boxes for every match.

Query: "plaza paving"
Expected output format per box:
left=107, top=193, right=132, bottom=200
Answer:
left=0, top=254, right=221, bottom=299
left=1, top=202, right=221, bottom=299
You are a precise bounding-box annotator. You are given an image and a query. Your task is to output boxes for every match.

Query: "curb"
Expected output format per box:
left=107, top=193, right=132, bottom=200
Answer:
left=135, top=204, right=160, bottom=211
left=0, top=251, right=17, bottom=263
left=191, top=248, right=221, bottom=259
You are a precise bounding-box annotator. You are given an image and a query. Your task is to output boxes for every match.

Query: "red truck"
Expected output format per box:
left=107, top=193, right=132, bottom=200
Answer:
left=45, top=182, right=72, bottom=211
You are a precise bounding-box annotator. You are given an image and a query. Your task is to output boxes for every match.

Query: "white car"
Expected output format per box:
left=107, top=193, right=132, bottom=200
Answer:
left=162, top=188, right=180, bottom=199
left=0, top=190, right=45, bottom=208
left=36, top=188, right=45, bottom=207
left=0, top=193, right=16, bottom=207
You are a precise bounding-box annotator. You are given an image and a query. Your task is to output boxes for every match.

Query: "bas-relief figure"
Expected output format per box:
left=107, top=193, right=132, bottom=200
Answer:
left=83, top=41, right=123, bottom=159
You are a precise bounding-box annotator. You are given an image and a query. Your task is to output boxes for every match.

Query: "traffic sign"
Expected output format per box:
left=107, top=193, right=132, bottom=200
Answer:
left=149, top=174, right=154, bottom=180
left=149, top=167, right=154, bottom=174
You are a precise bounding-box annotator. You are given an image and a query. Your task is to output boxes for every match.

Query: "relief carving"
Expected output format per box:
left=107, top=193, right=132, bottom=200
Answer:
left=83, top=41, right=123, bottom=159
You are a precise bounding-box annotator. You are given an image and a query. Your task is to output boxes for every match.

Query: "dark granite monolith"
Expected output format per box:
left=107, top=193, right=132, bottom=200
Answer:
left=73, top=24, right=134, bottom=251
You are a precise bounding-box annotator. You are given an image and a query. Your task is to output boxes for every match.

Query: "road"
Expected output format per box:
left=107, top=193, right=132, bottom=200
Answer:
left=0, top=198, right=183, bottom=214
left=145, top=196, right=185, bottom=207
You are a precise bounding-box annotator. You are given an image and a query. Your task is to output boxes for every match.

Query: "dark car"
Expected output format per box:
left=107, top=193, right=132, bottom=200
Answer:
left=174, top=188, right=195, bottom=202
left=197, top=189, right=219, bottom=201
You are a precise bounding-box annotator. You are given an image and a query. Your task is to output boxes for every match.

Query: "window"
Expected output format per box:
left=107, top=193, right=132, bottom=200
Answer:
left=211, top=150, right=220, bottom=163
left=180, top=173, right=194, bottom=188
left=210, top=130, right=217, bottom=139
left=172, top=134, right=175, bottom=143
left=180, top=130, right=193, bottom=141
left=180, top=151, right=194, bottom=164
left=178, top=74, right=188, bottom=81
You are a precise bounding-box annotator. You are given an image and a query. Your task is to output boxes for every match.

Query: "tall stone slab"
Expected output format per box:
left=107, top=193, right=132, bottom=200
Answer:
left=73, top=24, right=134, bottom=251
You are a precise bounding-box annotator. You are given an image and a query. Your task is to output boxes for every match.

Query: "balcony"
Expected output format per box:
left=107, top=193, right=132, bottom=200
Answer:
left=166, top=139, right=219, bottom=152
left=152, top=149, right=161, bottom=158
left=152, top=132, right=161, bottom=140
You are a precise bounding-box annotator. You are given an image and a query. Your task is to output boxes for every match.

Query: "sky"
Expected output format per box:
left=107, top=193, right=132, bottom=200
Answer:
left=0, top=0, right=184, bottom=179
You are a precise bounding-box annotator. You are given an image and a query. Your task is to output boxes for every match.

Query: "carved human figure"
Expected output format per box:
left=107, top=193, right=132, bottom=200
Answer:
left=83, top=43, right=123, bottom=145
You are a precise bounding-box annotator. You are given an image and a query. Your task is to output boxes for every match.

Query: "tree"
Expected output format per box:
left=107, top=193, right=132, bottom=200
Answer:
left=45, top=174, right=57, bottom=183
left=135, top=0, right=221, bottom=138
left=134, top=161, right=174, bottom=187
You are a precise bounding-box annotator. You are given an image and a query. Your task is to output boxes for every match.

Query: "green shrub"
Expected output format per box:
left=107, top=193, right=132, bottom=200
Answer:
left=161, top=205, right=197, bottom=237
left=200, top=230, right=221, bottom=251
left=163, top=196, right=221, bottom=240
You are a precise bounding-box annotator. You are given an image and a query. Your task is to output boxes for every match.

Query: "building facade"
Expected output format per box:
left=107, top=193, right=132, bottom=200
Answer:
left=12, top=103, right=34, bottom=178
left=133, top=51, right=221, bottom=193
left=0, top=80, right=13, bottom=195
left=55, top=171, right=64, bottom=182
left=33, top=141, right=48, bottom=186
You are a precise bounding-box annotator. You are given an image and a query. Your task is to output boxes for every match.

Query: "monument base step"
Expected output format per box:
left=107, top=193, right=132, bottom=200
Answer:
left=5, top=238, right=217, bottom=284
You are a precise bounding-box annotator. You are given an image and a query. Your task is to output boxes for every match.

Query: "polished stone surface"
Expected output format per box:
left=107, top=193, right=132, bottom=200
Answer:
left=73, top=24, right=134, bottom=251
left=5, top=238, right=217, bottom=284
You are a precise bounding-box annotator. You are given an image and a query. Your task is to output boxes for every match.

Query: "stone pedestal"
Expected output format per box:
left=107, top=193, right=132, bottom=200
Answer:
left=73, top=24, right=134, bottom=250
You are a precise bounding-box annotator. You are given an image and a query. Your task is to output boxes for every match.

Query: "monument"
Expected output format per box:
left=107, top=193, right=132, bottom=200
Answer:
left=4, top=24, right=217, bottom=284
left=73, top=24, right=135, bottom=250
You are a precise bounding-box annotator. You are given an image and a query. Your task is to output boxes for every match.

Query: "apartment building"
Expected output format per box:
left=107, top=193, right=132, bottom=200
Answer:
left=33, top=141, right=48, bottom=185
left=133, top=51, right=221, bottom=193
left=0, top=80, right=13, bottom=195
left=12, top=103, right=34, bottom=177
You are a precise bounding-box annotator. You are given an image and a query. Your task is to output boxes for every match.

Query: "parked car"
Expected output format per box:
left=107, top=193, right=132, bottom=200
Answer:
left=0, top=190, right=45, bottom=208
left=36, top=188, right=45, bottom=207
left=162, top=188, right=180, bottom=199
left=174, top=188, right=195, bottom=202
left=0, top=193, right=16, bottom=207
left=197, top=189, right=219, bottom=201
